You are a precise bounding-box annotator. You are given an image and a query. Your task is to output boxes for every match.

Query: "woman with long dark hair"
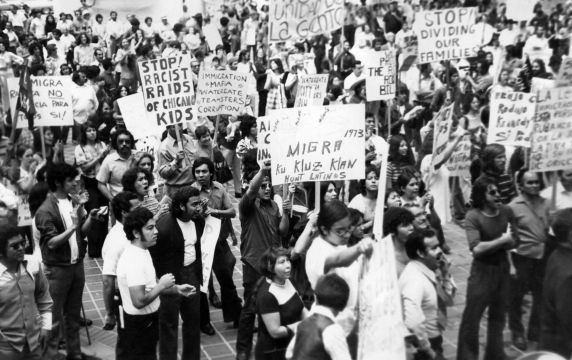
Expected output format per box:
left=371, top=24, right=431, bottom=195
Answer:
left=75, top=121, right=110, bottom=257
left=265, top=58, right=287, bottom=113
left=386, top=134, right=415, bottom=190
left=348, top=166, right=379, bottom=235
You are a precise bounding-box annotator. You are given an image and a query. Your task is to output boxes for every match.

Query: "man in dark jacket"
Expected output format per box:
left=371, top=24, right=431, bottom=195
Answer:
left=150, top=186, right=205, bottom=360
left=35, top=163, right=101, bottom=360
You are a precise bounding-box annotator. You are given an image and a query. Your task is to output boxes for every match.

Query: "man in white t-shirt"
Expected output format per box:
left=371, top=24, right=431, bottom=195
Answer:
left=101, top=191, right=140, bottom=332
left=540, top=170, right=572, bottom=211
left=117, top=207, right=194, bottom=360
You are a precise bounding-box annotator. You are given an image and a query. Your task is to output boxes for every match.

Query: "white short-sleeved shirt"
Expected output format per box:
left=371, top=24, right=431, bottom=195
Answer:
left=116, top=244, right=160, bottom=315
left=102, top=222, right=129, bottom=276
left=56, top=198, right=78, bottom=264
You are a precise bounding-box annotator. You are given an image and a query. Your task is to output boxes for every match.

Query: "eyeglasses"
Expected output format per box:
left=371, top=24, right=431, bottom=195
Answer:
left=118, top=139, right=131, bottom=144
left=488, top=189, right=500, bottom=196
left=332, top=227, right=353, bottom=237
left=260, top=184, right=272, bottom=190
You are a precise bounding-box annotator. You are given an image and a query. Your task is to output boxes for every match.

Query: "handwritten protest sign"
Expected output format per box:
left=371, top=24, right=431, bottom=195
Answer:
left=488, top=90, right=536, bottom=147
left=268, top=0, right=344, bottom=42
left=138, top=55, right=194, bottom=128
left=431, top=104, right=454, bottom=167
left=446, top=134, right=472, bottom=176
left=200, top=216, right=222, bottom=293
left=398, top=34, right=418, bottom=72
left=269, top=105, right=365, bottom=185
left=294, top=74, right=329, bottom=107
left=8, top=76, right=73, bottom=129
left=17, top=194, right=31, bottom=227
left=413, top=7, right=480, bottom=63
left=365, top=50, right=396, bottom=101
left=257, top=116, right=274, bottom=166
left=531, top=77, right=555, bottom=92
left=530, top=87, right=572, bottom=172
left=195, top=70, right=248, bottom=116
left=118, top=93, right=162, bottom=140
left=505, top=0, right=537, bottom=21
left=555, top=56, right=572, bottom=87
left=358, top=239, right=406, bottom=360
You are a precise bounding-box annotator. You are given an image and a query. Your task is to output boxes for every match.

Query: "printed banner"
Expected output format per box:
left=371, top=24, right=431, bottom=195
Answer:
left=487, top=90, right=536, bottom=147
left=269, top=104, right=366, bottom=185
left=268, top=0, right=344, bottom=42
left=365, top=50, right=396, bottom=101
left=431, top=104, right=454, bottom=167
left=413, top=7, right=480, bottom=63
left=294, top=74, right=329, bottom=107
left=358, top=238, right=406, bottom=360
left=118, top=93, right=162, bottom=140
left=138, top=56, right=194, bottom=128
left=200, top=216, right=222, bottom=293
left=195, top=70, right=248, bottom=116
left=9, top=76, right=73, bottom=129
left=446, top=134, right=472, bottom=176
left=530, top=87, right=572, bottom=172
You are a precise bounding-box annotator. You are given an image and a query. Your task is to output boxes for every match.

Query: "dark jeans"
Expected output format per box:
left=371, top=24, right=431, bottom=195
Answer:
left=509, top=253, right=544, bottom=341
left=236, top=261, right=262, bottom=355
left=414, top=336, right=444, bottom=360
left=43, top=262, right=85, bottom=359
left=457, top=260, right=509, bottom=360
left=117, top=311, right=158, bottom=360
left=159, top=262, right=201, bottom=360
left=213, top=238, right=242, bottom=322
left=450, top=176, right=467, bottom=220
left=83, top=175, right=108, bottom=258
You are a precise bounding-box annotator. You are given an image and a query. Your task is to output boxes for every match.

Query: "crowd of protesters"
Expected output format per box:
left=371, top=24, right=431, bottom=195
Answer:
left=1, top=0, right=572, bottom=360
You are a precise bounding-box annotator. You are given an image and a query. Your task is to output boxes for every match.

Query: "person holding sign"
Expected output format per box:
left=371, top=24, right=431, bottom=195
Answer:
left=158, top=124, right=196, bottom=198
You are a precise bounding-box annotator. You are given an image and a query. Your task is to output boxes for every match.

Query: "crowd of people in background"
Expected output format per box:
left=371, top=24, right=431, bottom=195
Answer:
left=1, top=0, right=572, bottom=360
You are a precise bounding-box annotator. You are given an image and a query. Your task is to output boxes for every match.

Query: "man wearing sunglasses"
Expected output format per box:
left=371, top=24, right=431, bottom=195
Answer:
left=235, top=161, right=290, bottom=360
left=0, top=221, right=53, bottom=360
left=97, top=129, right=135, bottom=202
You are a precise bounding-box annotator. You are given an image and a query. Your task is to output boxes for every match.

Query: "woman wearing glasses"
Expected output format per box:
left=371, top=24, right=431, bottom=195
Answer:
left=305, top=200, right=374, bottom=357
left=457, top=176, right=518, bottom=360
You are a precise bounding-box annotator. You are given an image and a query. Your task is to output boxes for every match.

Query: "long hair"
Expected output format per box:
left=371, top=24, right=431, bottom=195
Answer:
left=388, top=134, right=415, bottom=166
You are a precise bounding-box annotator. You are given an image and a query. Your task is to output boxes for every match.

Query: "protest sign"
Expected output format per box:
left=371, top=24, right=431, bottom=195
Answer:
left=446, top=134, right=472, bottom=176
left=17, top=194, right=31, bottom=227
left=431, top=104, right=454, bottom=167
left=294, top=74, right=329, bottom=107
left=138, top=55, right=194, bottom=128
left=118, top=93, right=162, bottom=140
left=487, top=90, right=536, bottom=147
left=531, top=77, right=555, bottom=92
left=530, top=86, right=572, bottom=172
left=398, top=34, right=418, bottom=72
left=268, top=0, right=344, bottom=42
left=200, top=216, right=222, bottom=293
left=8, top=76, right=73, bottom=129
left=358, top=239, right=406, bottom=360
left=365, top=50, right=396, bottom=101
left=195, top=70, right=248, bottom=116
left=269, top=104, right=366, bottom=185
left=555, top=56, right=572, bottom=87
left=413, top=7, right=480, bottom=63
left=204, top=22, right=223, bottom=50
left=505, top=0, right=537, bottom=21
left=257, top=116, right=274, bottom=166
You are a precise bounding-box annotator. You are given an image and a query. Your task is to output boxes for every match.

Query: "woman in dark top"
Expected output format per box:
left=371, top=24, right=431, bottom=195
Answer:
left=386, top=134, right=416, bottom=190
left=255, top=247, right=308, bottom=360
left=457, top=176, right=517, bottom=360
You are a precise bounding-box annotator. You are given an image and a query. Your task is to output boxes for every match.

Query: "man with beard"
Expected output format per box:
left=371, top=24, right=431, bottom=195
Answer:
left=97, top=129, right=135, bottom=202
left=150, top=187, right=207, bottom=360
left=191, top=158, right=242, bottom=331
left=158, top=123, right=197, bottom=198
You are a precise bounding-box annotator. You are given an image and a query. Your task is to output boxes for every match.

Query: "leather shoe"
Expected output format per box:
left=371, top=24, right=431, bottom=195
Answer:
left=79, top=317, right=92, bottom=327
left=201, top=323, right=216, bottom=336
left=209, top=293, right=222, bottom=309
left=513, top=334, right=527, bottom=351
